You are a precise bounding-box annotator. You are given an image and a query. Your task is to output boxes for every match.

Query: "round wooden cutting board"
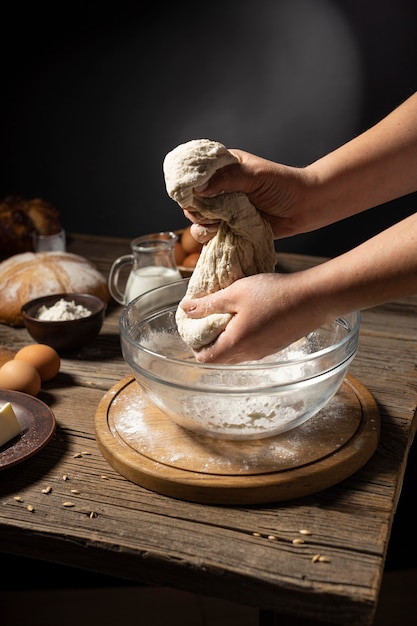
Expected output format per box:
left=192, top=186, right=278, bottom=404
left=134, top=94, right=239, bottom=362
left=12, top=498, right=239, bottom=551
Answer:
left=95, top=375, right=380, bottom=505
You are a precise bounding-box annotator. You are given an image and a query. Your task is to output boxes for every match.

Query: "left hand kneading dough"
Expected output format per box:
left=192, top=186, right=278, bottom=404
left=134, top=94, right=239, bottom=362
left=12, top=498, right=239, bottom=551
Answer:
left=163, top=139, right=276, bottom=351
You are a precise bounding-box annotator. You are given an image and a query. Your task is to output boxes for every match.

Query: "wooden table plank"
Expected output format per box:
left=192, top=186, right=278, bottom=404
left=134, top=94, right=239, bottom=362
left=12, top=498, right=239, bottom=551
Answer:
left=1, top=233, right=416, bottom=625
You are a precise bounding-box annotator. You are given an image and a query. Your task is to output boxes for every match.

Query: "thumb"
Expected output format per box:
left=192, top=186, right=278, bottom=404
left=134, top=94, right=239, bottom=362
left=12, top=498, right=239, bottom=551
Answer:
left=180, top=293, right=227, bottom=319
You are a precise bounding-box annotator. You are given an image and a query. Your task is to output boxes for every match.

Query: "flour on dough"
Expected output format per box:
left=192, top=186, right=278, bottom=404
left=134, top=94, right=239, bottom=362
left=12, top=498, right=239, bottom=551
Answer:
left=163, top=139, right=276, bottom=351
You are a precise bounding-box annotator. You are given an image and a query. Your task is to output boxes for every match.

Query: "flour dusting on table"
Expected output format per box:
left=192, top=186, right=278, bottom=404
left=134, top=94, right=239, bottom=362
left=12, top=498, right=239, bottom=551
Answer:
left=109, top=381, right=357, bottom=475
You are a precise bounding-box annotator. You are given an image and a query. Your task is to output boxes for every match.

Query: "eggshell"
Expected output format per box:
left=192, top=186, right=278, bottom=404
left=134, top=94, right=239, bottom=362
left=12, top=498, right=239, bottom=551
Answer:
left=181, top=227, right=203, bottom=255
left=182, top=252, right=201, bottom=268
left=174, top=241, right=186, bottom=266
left=14, top=344, right=61, bottom=382
left=0, top=360, right=41, bottom=396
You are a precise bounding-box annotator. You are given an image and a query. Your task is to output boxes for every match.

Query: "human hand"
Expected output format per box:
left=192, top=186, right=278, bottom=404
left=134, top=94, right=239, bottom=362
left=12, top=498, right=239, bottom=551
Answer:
left=179, top=271, right=326, bottom=364
left=183, top=149, right=310, bottom=244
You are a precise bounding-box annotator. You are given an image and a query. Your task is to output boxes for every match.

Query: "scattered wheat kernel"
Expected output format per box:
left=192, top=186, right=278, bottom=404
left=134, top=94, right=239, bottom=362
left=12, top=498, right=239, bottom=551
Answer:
left=100, top=475, right=109, bottom=480
left=252, top=532, right=261, bottom=537
left=73, top=453, right=83, bottom=458
left=81, top=451, right=91, bottom=455
left=41, top=486, right=52, bottom=494
left=318, top=556, right=330, bottom=563
left=13, top=496, right=23, bottom=502
left=267, top=535, right=277, bottom=541
left=63, top=501, right=74, bottom=507
left=89, top=511, right=98, bottom=519
left=312, top=554, right=321, bottom=563
left=27, top=504, right=34, bottom=512
left=292, top=538, right=305, bottom=545
left=299, top=529, right=312, bottom=535
left=63, top=475, right=69, bottom=481
left=70, top=489, right=80, bottom=494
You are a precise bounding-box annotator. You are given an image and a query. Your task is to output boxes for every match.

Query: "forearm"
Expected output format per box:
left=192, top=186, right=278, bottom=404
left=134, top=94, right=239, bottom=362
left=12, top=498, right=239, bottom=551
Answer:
left=305, top=92, right=417, bottom=225
left=179, top=212, right=417, bottom=363
left=304, top=212, right=417, bottom=320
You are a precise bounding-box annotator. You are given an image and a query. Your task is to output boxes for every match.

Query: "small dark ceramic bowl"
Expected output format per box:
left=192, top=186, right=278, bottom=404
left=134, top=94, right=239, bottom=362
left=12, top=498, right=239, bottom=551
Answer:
left=21, top=293, right=106, bottom=354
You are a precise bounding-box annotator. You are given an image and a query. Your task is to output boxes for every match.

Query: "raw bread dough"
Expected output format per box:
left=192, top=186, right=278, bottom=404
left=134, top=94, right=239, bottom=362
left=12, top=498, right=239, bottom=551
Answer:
left=163, top=139, right=276, bottom=351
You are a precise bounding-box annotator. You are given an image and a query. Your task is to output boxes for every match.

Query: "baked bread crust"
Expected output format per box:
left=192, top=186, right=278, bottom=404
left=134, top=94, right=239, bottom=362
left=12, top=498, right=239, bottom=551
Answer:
left=0, top=251, right=110, bottom=326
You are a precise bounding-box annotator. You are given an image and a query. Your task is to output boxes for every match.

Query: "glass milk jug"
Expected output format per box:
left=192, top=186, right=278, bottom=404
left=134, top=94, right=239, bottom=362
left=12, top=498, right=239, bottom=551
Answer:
left=108, top=231, right=182, bottom=305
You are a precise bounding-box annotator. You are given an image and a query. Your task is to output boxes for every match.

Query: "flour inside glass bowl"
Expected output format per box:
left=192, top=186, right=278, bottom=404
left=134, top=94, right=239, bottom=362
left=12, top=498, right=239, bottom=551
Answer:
left=120, top=281, right=359, bottom=440
left=138, top=331, right=330, bottom=439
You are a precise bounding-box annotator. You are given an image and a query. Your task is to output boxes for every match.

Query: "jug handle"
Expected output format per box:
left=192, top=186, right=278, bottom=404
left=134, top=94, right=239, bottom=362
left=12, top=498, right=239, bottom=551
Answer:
left=108, top=254, right=133, bottom=305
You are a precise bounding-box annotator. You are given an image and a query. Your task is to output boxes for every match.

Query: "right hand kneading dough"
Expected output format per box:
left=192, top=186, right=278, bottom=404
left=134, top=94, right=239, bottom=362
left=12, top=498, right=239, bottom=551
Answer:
left=163, top=139, right=276, bottom=351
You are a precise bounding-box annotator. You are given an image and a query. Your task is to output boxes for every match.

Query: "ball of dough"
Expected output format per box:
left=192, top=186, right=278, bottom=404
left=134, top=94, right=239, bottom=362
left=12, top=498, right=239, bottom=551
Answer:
left=164, top=139, right=276, bottom=352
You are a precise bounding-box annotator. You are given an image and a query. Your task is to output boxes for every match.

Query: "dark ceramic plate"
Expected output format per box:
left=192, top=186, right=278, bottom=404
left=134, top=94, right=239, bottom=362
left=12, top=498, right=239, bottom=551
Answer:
left=0, top=389, right=56, bottom=470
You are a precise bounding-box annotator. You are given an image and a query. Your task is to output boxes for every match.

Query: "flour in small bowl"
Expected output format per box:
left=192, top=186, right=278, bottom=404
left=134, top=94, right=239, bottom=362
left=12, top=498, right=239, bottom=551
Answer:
left=37, top=298, right=92, bottom=321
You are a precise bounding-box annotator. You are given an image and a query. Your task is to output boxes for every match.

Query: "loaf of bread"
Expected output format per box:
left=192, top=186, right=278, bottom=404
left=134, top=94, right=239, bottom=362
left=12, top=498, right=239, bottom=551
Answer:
left=0, top=196, right=62, bottom=260
left=0, top=251, right=110, bottom=326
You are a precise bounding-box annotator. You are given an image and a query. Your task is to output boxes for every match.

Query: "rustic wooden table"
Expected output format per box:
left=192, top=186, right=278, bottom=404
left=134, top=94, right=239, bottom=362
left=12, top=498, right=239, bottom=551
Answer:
left=1, top=232, right=416, bottom=626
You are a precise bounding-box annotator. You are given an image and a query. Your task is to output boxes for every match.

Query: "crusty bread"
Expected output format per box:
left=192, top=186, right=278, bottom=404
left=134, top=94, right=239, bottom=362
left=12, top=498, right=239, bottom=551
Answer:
left=0, top=251, right=110, bottom=326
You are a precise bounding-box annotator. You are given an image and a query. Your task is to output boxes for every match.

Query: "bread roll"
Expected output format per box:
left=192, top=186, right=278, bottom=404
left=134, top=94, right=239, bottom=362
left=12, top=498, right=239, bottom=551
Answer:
left=0, top=251, right=110, bottom=326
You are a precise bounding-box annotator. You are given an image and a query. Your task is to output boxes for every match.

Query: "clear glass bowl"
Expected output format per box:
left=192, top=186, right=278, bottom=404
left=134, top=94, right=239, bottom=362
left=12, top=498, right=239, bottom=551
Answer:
left=120, top=279, right=360, bottom=440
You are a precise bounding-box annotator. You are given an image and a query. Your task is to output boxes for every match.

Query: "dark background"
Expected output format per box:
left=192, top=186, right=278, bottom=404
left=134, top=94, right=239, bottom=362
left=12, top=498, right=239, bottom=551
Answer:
left=1, top=0, right=417, bottom=257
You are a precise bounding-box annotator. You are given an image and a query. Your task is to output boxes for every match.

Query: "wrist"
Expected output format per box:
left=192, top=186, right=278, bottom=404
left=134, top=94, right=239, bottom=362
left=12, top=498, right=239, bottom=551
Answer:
left=294, top=261, right=348, bottom=326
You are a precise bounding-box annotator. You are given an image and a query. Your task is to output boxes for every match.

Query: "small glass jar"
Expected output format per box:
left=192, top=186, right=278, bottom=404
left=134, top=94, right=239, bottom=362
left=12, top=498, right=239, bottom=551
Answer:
left=34, top=229, right=66, bottom=252
left=108, top=231, right=182, bottom=305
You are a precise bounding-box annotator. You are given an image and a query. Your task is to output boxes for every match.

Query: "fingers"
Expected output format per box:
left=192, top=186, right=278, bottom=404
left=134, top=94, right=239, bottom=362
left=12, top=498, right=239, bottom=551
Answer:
left=190, top=223, right=219, bottom=243
left=192, top=150, right=253, bottom=198
left=180, top=149, right=250, bottom=240
left=179, top=209, right=219, bottom=242
left=180, top=292, right=230, bottom=318
left=194, top=162, right=241, bottom=198
left=191, top=317, right=264, bottom=365
left=192, top=336, right=248, bottom=365
left=183, top=209, right=209, bottom=222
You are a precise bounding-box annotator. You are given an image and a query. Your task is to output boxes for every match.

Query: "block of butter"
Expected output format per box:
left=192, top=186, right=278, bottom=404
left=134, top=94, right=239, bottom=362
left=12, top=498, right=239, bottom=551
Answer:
left=0, top=402, right=21, bottom=447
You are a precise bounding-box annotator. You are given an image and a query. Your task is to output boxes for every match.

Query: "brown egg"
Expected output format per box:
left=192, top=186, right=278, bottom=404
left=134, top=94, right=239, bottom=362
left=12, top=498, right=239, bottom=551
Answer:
left=182, top=252, right=200, bottom=268
left=14, top=344, right=61, bottom=382
left=0, top=359, right=41, bottom=396
left=181, top=226, right=203, bottom=255
left=174, top=240, right=186, bottom=266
